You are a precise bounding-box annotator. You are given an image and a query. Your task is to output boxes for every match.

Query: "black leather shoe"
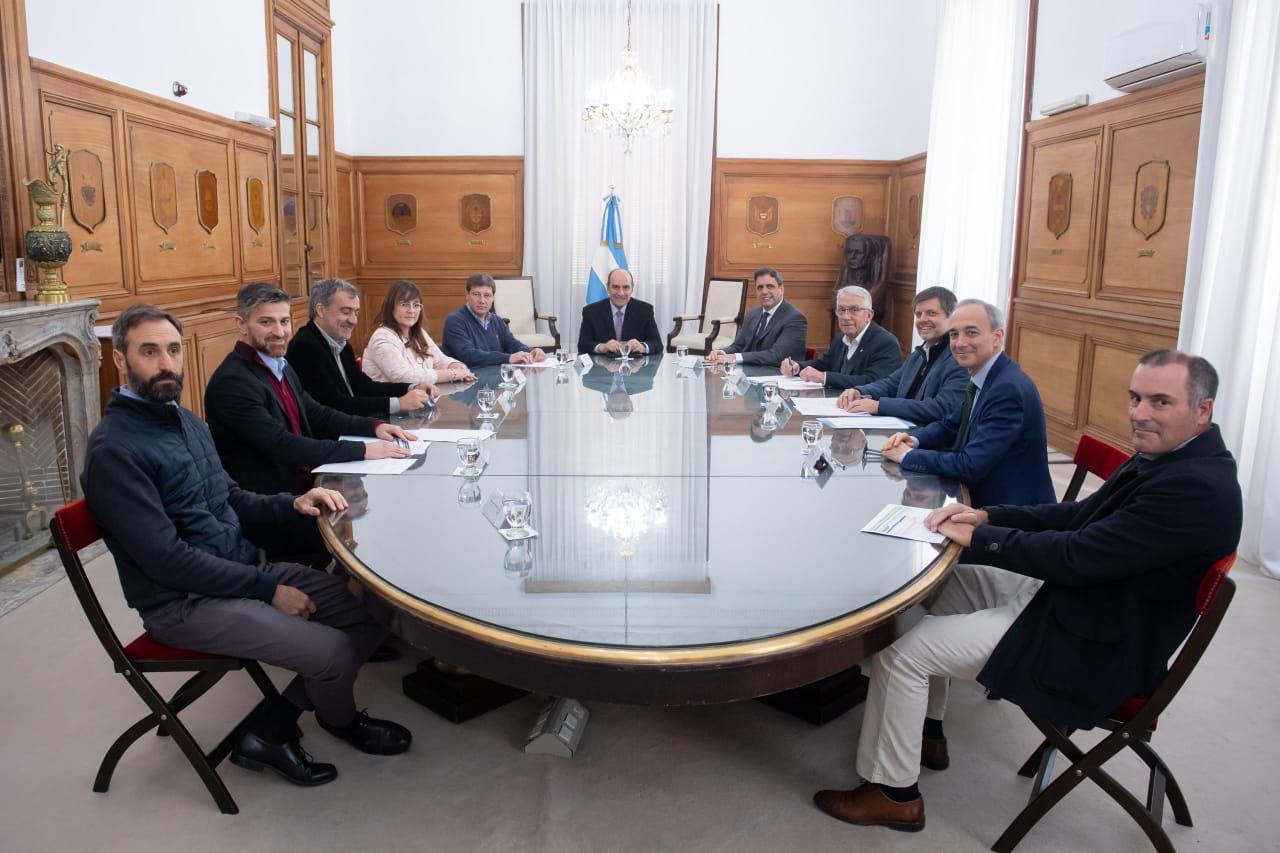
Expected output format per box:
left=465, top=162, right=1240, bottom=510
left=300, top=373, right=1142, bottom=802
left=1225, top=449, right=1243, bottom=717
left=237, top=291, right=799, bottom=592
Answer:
left=318, top=710, right=412, bottom=756
left=921, top=735, right=950, bottom=771
left=229, top=731, right=337, bottom=786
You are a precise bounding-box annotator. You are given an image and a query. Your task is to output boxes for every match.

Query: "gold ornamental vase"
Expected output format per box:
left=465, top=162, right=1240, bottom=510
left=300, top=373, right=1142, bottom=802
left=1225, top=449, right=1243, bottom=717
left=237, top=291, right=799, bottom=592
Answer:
left=23, top=144, right=72, bottom=304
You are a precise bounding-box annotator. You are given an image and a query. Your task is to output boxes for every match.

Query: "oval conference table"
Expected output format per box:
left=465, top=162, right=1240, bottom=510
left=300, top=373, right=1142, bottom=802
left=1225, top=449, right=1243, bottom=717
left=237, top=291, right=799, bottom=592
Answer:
left=319, top=353, right=964, bottom=706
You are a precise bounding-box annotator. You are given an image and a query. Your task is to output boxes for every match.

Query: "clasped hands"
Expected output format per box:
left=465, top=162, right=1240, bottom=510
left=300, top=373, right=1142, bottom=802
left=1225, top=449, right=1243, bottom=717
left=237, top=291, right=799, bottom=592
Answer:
left=508, top=348, right=547, bottom=365
left=878, top=431, right=917, bottom=463
left=923, top=502, right=989, bottom=547
left=597, top=339, right=645, bottom=356
left=779, top=358, right=825, bottom=385
left=397, top=384, right=438, bottom=411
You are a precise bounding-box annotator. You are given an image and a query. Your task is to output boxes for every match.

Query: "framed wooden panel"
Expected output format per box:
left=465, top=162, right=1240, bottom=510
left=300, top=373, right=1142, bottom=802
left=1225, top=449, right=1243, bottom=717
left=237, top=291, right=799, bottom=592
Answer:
left=890, top=154, right=925, bottom=281
left=1022, top=132, right=1099, bottom=293
left=1009, top=320, right=1084, bottom=427
left=236, top=143, right=277, bottom=275
left=1098, top=110, right=1201, bottom=307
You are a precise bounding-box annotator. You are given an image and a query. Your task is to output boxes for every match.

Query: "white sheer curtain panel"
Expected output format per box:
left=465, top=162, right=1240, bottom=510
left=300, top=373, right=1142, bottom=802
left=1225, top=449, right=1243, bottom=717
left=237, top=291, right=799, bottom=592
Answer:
left=915, top=0, right=1029, bottom=311
left=1180, top=0, right=1280, bottom=578
left=523, top=0, right=717, bottom=348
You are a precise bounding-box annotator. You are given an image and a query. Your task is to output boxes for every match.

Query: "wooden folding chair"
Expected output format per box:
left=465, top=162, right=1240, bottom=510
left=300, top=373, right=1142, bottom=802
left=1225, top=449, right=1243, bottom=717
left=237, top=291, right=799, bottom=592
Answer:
left=52, top=499, right=281, bottom=815
left=992, top=553, right=1237, bottom=852
left=1063, top=433, right=1131, bottom=501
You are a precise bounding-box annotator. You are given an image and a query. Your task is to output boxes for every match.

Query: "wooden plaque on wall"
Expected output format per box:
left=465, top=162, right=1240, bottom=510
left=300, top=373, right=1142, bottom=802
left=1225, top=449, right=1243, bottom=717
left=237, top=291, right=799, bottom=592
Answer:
left=150, top=161, right=178, bottom=233
left=246, top=176, right=266, bottom=233
left=195, top=169, right=219, bottom=233
left=387, top=193, right=417, bottom=236
left=747, top=195, right=780, bottom=237
left=831, top=195, right=862, bottom=237
left=1047, top=172, right=1073, bottom=238
left=460, top=193, right=491, bottom=234
left=68, top=149, right=106, bottom=233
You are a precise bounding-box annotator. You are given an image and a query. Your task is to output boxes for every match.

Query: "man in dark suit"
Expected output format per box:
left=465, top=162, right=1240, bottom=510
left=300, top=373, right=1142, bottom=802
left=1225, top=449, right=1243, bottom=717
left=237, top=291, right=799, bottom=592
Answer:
left=780, top=285, right=901, bottom=390
left=442, top=273, right=548, bottom=367
left=880, top=299, right=1054, bottom=509
left=285, top=278, right=431, bottom=418
left=84, top=304, right=413, bottom=789
left=814, top=350, right=1242, bottom=832
left=576, top=268, right=663, bottom=357
left=706, top=267, right=807, bottom=367
left=580, top=353, right=660, bottom=419
left=838, top=286, right=968, bottom=426
left=205, top=283, right=414, bottom=501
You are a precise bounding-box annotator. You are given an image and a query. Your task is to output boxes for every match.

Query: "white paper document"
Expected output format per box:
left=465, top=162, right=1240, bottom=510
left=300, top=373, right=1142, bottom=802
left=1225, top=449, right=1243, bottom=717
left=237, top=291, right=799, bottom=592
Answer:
left=676, top=355, right=701, bottom=368
left=862, top=504, right=946, bottom=544
left=789, top=397, right=853, bottom=417
left=313, top=458, right=417, bottom=475
left=745, top=374, right=823, bottom=390
left=819, top=416, right=915, bottom=430
left=338, top=435, right=430, bottom=455
left=415, top=428, right=495, bottom=443
left=517, top=359, right=559, bottom=368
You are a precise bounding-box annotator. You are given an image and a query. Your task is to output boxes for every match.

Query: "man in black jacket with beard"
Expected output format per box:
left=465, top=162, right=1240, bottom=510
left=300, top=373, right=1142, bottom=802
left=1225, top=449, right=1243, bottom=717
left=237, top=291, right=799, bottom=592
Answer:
left=81, top=304, right=414, bottom=788
left=813, top=350, right=1242, bottom=833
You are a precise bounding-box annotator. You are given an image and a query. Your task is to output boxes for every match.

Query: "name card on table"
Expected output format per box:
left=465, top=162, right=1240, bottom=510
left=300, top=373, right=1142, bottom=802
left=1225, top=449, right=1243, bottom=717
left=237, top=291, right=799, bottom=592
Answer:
left=482, top=488, right=506, bottom=529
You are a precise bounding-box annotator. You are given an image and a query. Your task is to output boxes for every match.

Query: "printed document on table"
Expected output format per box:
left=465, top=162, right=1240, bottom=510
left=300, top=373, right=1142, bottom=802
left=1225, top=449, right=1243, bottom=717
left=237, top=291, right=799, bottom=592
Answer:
left=745, top=374, right=825, bottom=391
left=313, top=458, right=417, bottom=475
left=789, top=397, right=852, bottom=417
left=819, top=416, right=915, bottom=430
left=339, top=435, right=430, bottom=455
left=414, top=428, right=494, bottom=443
left=517, top=359, right=559, bottom=368
left=861, top=504, right=946, bottom=544
left=677, top=355, right=702, bottom=368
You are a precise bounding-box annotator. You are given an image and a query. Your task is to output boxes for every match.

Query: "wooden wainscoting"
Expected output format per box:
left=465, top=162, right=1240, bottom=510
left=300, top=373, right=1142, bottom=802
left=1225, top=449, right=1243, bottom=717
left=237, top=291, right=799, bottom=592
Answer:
left=32, top=60, right=282, bottom=319
left=1009, top=76, right=1202, bottom=452
left=886, top=152, right=926, bottom=346
left=708, top=155, right=925, bottom=352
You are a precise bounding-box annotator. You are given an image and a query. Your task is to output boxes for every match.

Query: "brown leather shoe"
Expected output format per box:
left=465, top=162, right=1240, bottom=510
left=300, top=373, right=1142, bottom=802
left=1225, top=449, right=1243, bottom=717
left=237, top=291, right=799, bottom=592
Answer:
left=921, top=735, right=950, bottom=770
left=813, top=783, right=925, bottom=832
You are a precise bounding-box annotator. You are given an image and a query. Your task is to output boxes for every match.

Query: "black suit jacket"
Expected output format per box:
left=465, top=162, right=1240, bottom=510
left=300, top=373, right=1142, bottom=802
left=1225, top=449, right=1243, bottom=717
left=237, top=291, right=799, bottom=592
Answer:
left=799, top=321, right=902, bottom=390
left=285, top=321, right=410, bottom=418
left=972, top=425, right=1242, bottom=728
left=722, top=300, right=808, bottom=366
left=204, top=343, right=377, bottom=495
left=577, top=298, right=663, bottom=356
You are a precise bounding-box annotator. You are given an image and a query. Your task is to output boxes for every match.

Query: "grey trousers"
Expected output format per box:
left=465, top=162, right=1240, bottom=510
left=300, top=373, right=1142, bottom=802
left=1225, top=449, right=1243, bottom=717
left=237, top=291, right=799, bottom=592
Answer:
left=142, top=561, right=389, bottom=727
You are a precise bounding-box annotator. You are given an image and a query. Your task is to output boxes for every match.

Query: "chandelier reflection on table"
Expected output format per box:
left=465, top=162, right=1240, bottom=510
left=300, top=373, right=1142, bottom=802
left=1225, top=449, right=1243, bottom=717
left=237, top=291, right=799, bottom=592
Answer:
left=582, top=0, right=674, bottom=153
left=585, top=481, right=669, bottom=557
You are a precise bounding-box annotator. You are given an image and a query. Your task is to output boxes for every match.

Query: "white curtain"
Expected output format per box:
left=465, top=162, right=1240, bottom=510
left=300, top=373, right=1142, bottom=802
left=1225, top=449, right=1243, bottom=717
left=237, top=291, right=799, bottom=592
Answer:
left=1180, top=0, right=1280, bottom=578
left=523, top=0, right=717, bottom=347
left=915, top=0, right=1030, bottom=312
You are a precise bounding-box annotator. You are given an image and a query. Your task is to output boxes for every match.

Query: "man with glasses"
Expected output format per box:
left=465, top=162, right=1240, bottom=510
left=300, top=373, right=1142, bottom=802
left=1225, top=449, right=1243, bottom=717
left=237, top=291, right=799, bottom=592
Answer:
left=705, top=267, right=807, bottom=367
left=781, top=285, right=901, bottom=390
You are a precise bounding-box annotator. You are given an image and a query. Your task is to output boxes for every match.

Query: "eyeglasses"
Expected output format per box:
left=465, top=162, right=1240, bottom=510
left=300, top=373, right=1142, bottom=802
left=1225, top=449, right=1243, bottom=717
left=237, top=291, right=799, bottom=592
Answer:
left=835, top=306, right=869, bottom=316
left=397, top=301, right=423, bottom=310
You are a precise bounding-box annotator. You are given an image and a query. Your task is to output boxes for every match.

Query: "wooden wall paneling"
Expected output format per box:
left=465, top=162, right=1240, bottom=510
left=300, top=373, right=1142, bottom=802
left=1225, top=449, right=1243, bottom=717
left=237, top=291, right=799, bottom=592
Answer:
left=356, top=156, right=524, bottom=275
left=0, top=0, right=42, bottom=300
left=236, top=142, right=278, bottom=276
left=1083, top=331, right=1175, bottom=449
left=333, top=152, right=357, bottom=276
left=1097, top=109, right=1201, bottom=308
left=1020, top=132, right=1099, bottom=294
left=192, top=317, right=241, bottom=418
left=1008, top=316, right=1085, bottom=428
left=886, top=281, right=916, bottom=351
left=40, top=92, right=132, bottom=301
left=350, top=275, right=467, bottom=355
left=890, top=153, right=925, bottom=282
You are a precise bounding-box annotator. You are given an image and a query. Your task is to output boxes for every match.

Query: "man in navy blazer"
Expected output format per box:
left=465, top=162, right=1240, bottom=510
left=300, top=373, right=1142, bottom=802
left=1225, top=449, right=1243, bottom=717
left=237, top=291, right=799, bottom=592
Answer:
left=705, top=267, right=808, bottom=367
left=442, top=273, right=548, bottom=367
left=814, top=350, right=1242, bottom=833
left=576, top=269, right=663, bottom=357
left=780, top=285, right=901, bottom=391
left=837, top=286, right=968, bottom=426
left=881, top=299, right=1054, bottom=509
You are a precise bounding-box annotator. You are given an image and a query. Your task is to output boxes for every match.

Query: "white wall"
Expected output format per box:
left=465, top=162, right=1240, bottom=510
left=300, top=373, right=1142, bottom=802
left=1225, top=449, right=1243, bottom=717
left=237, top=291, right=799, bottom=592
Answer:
left=331, top=0, right=937, bottom=160
left=1032, top=0, right=1206, bottom=119
left=26, top=0, right=269, bottom=119
left=331, top=0, right=525, bottom=156
left=716, top=0, right=937, bottom=160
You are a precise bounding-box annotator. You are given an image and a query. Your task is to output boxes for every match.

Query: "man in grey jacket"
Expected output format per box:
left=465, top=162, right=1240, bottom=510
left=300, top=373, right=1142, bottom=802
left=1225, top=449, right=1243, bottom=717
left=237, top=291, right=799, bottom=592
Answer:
left=706, top=267, right=808, bottom=367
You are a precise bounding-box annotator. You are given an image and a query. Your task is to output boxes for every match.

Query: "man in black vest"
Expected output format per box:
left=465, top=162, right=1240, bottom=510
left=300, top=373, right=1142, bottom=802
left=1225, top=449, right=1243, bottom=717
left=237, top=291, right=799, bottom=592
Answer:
left=286, top=278, right=432, bottom=418
left=813, top=350, right=1242, bottom=832
left=83, top=304, right=414, bottom=789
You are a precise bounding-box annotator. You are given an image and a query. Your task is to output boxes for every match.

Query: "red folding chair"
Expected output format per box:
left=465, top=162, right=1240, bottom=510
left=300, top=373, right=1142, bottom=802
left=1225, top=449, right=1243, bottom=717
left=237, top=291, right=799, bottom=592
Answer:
left=52, top=499, right=280, bottom=815
left=1063, top=433, right=1131, bottom=501
left=992, top=552, right=1238, bottom=852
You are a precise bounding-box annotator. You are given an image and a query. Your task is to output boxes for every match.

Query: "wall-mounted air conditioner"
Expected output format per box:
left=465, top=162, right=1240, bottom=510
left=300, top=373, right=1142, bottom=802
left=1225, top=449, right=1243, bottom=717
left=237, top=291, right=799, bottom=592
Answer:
left=1104, top=5, right=1214, bottom=93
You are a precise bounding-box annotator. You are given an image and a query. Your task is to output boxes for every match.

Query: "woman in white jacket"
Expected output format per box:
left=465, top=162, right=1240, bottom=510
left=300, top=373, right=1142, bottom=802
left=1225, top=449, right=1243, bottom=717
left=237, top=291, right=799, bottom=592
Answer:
left=363, top=280, right=475, bottom=386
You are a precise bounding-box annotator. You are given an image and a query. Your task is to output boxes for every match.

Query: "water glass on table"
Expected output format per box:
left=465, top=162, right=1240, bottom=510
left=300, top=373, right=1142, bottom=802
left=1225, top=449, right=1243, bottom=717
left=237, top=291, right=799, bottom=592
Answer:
left=477, top=387, right=497, bottom=419
left=456, top=437, right=482, bottom=476
left=762, top=381, right=779, bottom=405
left=801, top=419, right=823, bottom=454
left=502, top=491, right=533, bottom=536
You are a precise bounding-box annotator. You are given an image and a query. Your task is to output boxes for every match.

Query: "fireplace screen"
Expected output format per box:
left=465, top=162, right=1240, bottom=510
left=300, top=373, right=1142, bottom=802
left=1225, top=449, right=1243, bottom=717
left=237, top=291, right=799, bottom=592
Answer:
left=1, top=349, right=72, bottom=569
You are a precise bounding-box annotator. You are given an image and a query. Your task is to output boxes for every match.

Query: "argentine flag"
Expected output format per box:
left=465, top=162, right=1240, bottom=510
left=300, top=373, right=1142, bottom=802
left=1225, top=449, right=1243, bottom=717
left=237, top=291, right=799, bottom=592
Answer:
left=585, top=192, right=629, bottom=304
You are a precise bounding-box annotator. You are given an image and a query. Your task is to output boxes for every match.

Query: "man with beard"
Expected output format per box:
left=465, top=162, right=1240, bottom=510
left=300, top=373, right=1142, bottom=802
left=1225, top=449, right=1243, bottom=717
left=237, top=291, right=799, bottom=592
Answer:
left=81, top=304, right=414, bottom=788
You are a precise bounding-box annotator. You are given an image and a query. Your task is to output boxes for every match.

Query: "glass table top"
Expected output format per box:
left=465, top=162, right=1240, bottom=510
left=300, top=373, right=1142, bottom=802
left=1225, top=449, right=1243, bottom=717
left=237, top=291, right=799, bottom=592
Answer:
left=321, top=354, right=960, bottom=649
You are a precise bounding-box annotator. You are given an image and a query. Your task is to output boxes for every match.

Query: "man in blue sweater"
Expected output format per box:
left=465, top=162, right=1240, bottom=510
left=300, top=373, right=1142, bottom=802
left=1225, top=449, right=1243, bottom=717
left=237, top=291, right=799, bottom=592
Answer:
left=81, top=304, right=413, bottom=788
left=442, top=273, right=549, bottom=366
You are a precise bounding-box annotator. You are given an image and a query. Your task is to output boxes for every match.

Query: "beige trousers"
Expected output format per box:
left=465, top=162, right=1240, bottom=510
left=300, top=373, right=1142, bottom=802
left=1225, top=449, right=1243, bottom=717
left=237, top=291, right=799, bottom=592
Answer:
left=854, top=563, right=1042, bottom=788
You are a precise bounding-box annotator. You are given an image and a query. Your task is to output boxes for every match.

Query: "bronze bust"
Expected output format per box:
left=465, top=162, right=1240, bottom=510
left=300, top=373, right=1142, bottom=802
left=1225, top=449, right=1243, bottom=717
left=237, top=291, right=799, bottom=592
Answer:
left=836, top=234, right=891, bottom=319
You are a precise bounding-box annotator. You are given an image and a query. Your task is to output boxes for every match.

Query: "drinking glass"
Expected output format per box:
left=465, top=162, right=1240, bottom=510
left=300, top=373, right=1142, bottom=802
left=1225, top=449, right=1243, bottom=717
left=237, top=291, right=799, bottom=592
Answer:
left=801, top=419, right=823, bottom=454
left=457, top=479, right=482, bottom=505
left=477, top=388, right=496, bottom=419
left=555, top=348, right=569, bottom=366
left=619, top=339, right=633, bottom=360
left=762, top=382, right=779, bottom=405
left=502, top=491, right=532, bottom=534
left=503, top=541, right=533, bottom=579
left=676, top=345, right=689, bottom=360
left=456, top=437, right=482, bottom=475
left=760, top=409, right=779, bottom=431
left=499, top=363, right=516, bottom=388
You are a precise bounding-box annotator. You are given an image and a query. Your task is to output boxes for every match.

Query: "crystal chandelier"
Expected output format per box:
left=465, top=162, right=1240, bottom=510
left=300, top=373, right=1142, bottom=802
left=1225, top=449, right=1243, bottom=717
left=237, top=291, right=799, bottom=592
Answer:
left=582, top=0, right=674, bottom=153
left=585, top=481, right=669, bottom=556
